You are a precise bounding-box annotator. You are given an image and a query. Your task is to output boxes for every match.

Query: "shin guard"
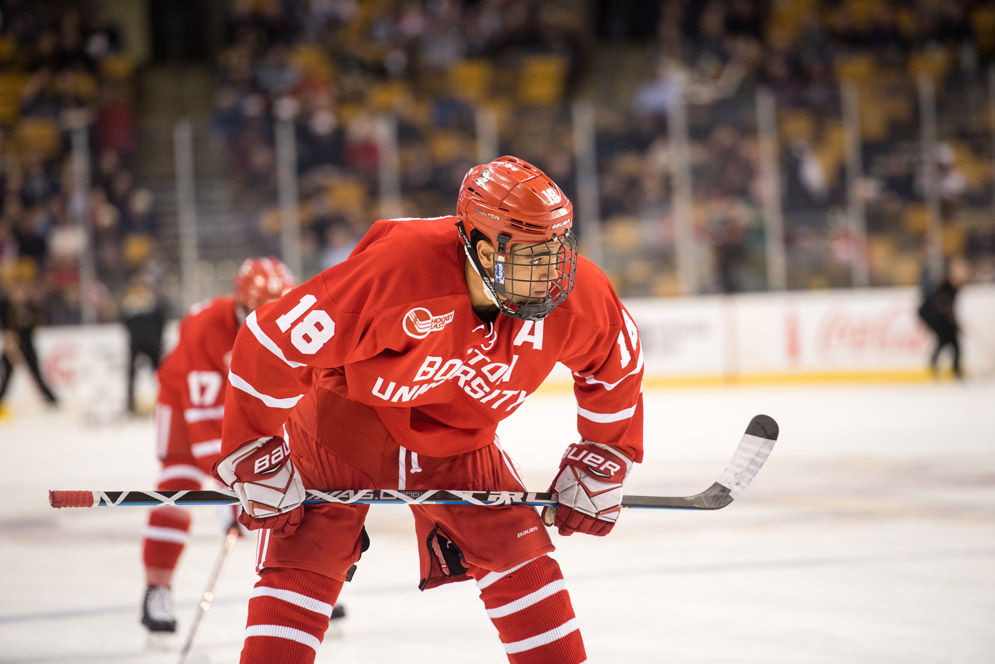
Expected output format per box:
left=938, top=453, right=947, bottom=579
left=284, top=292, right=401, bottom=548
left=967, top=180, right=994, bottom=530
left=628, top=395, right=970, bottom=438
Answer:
left=474, top=555, right=587, bottom=664
left=240, top=567, right=343, bottom=664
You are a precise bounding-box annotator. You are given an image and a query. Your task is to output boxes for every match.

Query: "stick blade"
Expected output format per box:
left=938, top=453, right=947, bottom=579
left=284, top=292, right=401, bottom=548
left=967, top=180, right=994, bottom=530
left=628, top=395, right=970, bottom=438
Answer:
left=716, top=414, right=778, bottom=500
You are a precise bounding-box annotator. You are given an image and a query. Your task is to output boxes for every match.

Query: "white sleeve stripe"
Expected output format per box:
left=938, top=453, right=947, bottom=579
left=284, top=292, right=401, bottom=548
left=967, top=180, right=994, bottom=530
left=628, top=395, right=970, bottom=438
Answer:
left=191, top=440, right=223, bottom=458
left=246, top=310, right=308, bottom=369
left=183, top=406, right=224, bottom=423
left=486, top=580, right=567, bottom=619
left=229, top=371, right=304, bottom=409
left=250, top=586, right=334, bottom=617
left=577, top=402, right=638, bottom=424
left=503, top=617, right=580, bottom=654
left=573, top=348, right=644, bottom=391
left=244, top=624, right=320, bottom=652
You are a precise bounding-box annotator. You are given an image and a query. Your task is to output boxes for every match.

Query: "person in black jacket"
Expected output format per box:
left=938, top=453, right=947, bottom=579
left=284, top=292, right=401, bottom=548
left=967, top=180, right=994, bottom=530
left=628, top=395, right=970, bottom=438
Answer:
left=120, top=274, right=169, bottom=415
left=918, top=258, right=969, bottom=380
left=0, top=279, right=58, bottom=408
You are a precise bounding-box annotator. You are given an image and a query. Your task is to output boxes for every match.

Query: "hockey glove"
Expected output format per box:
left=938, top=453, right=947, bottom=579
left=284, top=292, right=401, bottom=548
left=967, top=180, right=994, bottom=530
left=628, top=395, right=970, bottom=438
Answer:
left=215, top=436, right=305, bottom=535
left=543, top=441, right=633, bottom=537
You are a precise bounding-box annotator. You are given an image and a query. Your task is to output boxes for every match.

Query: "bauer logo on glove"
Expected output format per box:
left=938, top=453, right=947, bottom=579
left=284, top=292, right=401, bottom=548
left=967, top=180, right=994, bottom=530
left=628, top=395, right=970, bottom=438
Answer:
left=544, top=441, right=633, bottom=537
left=563, top=446, right=625, bottom=479
left=214, top=436, right=306, bottom=535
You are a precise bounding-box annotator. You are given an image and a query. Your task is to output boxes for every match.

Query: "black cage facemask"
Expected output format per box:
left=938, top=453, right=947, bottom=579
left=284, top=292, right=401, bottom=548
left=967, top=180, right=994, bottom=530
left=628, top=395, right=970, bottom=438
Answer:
left=457, top=222, right=578, bottom=321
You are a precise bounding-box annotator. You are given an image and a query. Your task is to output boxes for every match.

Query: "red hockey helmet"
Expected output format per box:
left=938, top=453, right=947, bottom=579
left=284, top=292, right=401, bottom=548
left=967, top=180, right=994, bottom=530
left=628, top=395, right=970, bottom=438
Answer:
left=233, top=256, right=296, bottom=312
left=456, top=156, right=578, bottom=320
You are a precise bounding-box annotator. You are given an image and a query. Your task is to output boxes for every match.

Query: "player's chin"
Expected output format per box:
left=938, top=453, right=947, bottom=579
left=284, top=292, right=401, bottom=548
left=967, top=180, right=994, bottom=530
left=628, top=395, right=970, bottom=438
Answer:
left=509, top=293, right=547, bottom=304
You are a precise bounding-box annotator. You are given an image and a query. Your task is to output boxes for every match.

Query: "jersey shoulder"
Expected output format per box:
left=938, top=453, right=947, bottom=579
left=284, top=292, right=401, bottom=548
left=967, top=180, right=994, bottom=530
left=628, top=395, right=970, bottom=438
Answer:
left=173, top=296, right=238, bottom=357
left=558, top=256, right=625, bottom=321
left=181, top=296, right=236, bottom=333
left=319, top=216, right=465, bottom=314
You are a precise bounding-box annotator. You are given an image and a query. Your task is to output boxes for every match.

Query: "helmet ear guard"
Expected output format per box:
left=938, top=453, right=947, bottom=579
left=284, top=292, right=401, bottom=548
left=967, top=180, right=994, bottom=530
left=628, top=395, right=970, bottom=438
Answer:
left=456, top=156, right=578, bottom=321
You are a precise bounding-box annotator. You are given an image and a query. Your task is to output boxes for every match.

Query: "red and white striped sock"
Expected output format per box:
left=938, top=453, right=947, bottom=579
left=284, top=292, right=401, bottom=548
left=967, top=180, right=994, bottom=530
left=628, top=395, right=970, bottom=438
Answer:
left=473, top=555, right=587, bottom=664
left=143, top=505, right=191, bottom=586
left=240, top=567, right=343, bottom=664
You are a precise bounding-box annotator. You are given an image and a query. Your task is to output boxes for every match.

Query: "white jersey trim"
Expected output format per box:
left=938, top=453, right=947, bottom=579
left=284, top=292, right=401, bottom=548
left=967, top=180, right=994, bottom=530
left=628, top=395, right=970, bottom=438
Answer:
left=184, top=406, right=225, bottom=423
left=573, top=348, right=644, bottom=391
left=229, top=371, right=304, bottom=409
left=246, top=310, right=308, bottom=369
left=191, top=439, right=223, bottom=458
left=577, top=401, right=639, bottom=424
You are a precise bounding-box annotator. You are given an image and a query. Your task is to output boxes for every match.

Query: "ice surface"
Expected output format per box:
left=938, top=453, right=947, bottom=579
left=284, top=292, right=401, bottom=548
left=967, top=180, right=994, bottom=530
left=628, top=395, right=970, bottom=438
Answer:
left=1, top=380, right=993, bottom=663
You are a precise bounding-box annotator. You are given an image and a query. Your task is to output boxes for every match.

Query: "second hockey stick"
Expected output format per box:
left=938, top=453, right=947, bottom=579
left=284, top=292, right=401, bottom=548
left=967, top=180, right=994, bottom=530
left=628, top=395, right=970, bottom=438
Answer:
left=177, top=525, right=239, bottom=664
left=50, top=414, right=778, bottom=511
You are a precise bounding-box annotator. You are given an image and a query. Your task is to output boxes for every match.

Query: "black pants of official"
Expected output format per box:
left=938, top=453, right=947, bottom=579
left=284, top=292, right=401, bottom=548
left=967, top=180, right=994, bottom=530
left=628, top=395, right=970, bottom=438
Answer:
left=127, top=344, right=161, bottom=413
left=0, top=335, right=58, bottom=405
left=929, top=328, right=961, bottom=379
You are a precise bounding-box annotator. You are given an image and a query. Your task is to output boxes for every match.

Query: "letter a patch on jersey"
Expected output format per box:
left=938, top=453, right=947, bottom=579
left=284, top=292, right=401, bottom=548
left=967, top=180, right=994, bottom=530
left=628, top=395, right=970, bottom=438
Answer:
left=403, top=307, right=456, bottom=339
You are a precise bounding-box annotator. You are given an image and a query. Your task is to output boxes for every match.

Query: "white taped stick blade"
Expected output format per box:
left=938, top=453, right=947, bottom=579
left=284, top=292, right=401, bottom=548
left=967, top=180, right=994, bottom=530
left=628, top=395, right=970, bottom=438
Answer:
left=716, top=415, right=778, bottom=499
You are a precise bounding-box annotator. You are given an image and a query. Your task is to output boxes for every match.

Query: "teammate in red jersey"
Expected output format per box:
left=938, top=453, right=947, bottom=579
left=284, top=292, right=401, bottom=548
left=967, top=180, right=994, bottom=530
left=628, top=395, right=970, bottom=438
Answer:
left=216, top=156, right=644, bottom=663
left=141, top=257, right=296, bottom=635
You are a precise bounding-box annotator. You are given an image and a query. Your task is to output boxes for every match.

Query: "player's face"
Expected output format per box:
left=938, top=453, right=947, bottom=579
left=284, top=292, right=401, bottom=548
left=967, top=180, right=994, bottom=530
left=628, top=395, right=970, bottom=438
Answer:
left=501, top=238, right=565, bottom=304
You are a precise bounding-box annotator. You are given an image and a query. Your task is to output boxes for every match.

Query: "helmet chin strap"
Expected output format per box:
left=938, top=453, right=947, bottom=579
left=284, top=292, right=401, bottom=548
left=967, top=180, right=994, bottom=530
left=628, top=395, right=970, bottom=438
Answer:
left=461, top=241, right=502, bottom=308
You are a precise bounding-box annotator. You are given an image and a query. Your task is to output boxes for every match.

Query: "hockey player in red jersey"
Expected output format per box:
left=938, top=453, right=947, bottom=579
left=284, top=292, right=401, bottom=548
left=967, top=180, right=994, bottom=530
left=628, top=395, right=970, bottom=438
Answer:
left=141, top=257, right=296, bottom=635
left=216, top=156, right=644, bottom=663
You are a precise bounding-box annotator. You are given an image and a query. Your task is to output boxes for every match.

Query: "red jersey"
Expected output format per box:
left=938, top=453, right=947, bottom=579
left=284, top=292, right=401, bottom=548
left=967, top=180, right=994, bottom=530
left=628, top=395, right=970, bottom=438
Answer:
left=221, top=217, right=644, bottom=462
left=158, top=296, right=239, bottom=456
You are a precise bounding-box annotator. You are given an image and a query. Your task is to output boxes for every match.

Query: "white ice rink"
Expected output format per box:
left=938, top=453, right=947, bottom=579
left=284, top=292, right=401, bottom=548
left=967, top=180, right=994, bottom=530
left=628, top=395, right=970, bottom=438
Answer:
left=2, top=380, right=994, bottom=663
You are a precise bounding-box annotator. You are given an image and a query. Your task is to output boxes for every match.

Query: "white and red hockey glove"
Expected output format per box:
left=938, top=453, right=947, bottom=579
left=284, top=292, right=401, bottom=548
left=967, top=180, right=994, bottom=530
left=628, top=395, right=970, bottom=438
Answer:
left=215, top=436, right=305, bottom=535
left=543, top=441, right=633, bottom=537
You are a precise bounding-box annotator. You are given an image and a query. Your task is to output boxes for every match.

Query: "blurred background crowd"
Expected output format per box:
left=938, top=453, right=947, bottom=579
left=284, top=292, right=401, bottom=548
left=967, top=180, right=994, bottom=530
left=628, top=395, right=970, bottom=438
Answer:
left=0, top=0, right=993, bottom=326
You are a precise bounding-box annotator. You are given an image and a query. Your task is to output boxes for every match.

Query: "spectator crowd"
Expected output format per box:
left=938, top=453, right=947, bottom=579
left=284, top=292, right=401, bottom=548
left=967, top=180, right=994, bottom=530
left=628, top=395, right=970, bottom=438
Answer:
left=1, top=0, right=993, bottom=330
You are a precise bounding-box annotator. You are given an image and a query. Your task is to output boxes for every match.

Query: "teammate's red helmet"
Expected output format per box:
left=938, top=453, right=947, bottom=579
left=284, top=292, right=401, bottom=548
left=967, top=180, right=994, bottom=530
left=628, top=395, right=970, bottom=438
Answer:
left=233, top=256, right=295, bottom=312
left=456, top=156, right=578, bottom=320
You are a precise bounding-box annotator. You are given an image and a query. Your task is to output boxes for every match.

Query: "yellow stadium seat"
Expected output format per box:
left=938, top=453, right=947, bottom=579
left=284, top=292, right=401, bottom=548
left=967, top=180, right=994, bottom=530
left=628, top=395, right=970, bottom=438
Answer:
left=0, top=35, right=16, bottom=63
left=367, top=81, right=408, bottom=111
left=779, top=109, right=815, bottom=143
left=324, top=178, right=367, bottom=215
left=123, top=234, right=153, bottom=267
left=516, top=54, right=568, bottom=106
left=910, top=50, right=952, bottom=81
left=971, top=6, right=995, bottom=53
left=903, top=204, right=930, bottom=232
left=100, top=53, right=136, bottom=81
left=941, top=226, right=965, bottom=255
left=15, top=117, right=61, bottom=158
left=448, top=59, right=493, bottom=102
left=0, top=73, right=29, bottom=126
left=834, top=54, right=876, bottom=84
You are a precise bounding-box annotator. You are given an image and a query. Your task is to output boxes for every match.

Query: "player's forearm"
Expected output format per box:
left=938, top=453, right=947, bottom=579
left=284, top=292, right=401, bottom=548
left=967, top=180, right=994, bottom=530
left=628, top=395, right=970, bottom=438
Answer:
left=220, top=331, right=308, bottom=455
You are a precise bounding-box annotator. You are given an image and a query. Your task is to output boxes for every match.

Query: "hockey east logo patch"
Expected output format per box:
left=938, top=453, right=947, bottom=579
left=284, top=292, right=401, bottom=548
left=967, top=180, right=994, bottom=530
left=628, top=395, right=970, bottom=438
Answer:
left=403, top=307, right=455, bottom=339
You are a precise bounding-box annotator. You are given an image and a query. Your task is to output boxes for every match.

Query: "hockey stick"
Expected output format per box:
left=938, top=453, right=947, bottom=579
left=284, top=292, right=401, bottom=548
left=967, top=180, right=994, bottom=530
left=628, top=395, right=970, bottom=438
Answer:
left=50, top=414, right=778, bottom=511
left=177, top=525, right=239, bottom=664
